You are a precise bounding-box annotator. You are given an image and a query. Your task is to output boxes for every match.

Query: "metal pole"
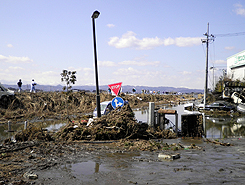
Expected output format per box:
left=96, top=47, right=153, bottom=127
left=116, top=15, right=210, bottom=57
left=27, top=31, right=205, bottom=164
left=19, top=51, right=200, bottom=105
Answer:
left=92, top=14, right=101, bottom=117
left=8, top=121, right=11, bottom=131
left=213, top=67, right=215, bottom=91
left=204, top=23, right=209, bottom=109
left=175, top=113, right=178, bottom=135
left=24, top=121, right=28, bottom=130
left=148, top=102, right=155, bottom=127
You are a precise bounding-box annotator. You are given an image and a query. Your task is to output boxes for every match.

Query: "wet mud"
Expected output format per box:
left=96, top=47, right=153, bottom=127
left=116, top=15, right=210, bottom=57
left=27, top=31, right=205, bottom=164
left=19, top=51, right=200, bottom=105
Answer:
left=1, top=138, right=245, bottom=184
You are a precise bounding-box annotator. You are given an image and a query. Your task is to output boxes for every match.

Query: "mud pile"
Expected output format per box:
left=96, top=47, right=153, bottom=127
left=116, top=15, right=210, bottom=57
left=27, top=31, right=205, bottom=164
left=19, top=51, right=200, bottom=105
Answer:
left=13, top=126, right=54, bottom=142
left=55, top=104, right=177, bottom=142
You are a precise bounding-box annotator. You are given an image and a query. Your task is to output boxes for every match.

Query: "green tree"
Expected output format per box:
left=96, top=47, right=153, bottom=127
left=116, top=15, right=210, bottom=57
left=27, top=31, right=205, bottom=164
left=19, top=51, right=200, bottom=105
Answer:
left=215, top=76, right=232, bottom=93
left=60, top=70, right=76, bottom=122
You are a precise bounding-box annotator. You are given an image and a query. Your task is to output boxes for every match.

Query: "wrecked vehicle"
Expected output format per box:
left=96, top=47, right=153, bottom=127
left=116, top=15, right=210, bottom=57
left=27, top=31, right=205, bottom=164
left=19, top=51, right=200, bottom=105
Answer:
left=0, top=83, right=15, bottom=107
left=231, top=92, right=245, bottom=104
left=93, top=100, right=129, bottom=117
left=93, top=101, right=114, bottom=117
left=205, top=101, right=236, bottom=111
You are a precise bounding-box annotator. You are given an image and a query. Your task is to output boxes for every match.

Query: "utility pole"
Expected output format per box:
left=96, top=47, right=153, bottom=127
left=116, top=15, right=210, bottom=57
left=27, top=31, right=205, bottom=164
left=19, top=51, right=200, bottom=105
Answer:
left=201, top=23, right=214, bottom=109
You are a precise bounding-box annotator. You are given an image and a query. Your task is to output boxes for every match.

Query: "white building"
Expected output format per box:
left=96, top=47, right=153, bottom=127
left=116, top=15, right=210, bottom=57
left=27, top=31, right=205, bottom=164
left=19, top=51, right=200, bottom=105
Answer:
left=227, top=50, right=245, bottom=81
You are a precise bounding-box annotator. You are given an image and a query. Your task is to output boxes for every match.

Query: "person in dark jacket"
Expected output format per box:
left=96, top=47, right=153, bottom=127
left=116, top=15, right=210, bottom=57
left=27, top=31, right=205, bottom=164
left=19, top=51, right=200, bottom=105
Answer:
left=17, top=79, right=22, bottom=92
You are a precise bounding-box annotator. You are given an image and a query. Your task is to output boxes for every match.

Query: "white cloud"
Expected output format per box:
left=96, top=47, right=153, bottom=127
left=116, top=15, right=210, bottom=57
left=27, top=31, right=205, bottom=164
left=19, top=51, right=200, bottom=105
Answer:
left=119, top=60, right=160, bottom=66
left=8, top=66, right=24, bottom=70
left=108, top=31, right=203, bottom=50
left=113, top=67, right=143, bottom=76
left=225, top=46, right=235, bottom=50
left=69, top=67, right=94, bottom=85
left=4, top=66, right=25, bottom=73
left=0, top=55, right=33, bottom=64
left=107, top=24, right=115, bottom=28
left=234, top=3, right=245, bottom=16
left=42, top=71, right=57, bottom=76
left=138, top=37, right=164, bottom=50
left=174, top=37, right=203, bottom=47
left=98, top=60, right=117, bottom=67
left=214, top=60, right=226, bottom=64
left=164, top=37, right=203, bottom=47
left=108, top=31, right=139, bottom=49
left=7, top=44, right=13, bottom=48
left=163, top=38, right=175, bottom=46
left=180, top=71, right=192, bottom=75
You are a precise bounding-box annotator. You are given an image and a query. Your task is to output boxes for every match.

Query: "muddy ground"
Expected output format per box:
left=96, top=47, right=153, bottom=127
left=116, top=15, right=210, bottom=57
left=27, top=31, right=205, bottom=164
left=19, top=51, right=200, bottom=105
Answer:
left=1, top=138, right=245, bottom=184
left=2, top=92, right=244, bottom=184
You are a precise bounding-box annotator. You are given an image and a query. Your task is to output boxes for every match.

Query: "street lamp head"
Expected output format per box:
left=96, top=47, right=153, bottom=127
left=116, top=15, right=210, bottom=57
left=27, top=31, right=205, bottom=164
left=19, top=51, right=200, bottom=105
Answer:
left=92, top=10, right=100, bottom=19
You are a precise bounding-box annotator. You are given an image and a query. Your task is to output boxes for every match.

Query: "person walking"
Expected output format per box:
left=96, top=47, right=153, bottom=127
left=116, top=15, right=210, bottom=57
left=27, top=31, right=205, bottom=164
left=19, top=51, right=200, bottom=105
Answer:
left=30, top=79, right=37, bottom=93
left=17, top=79, right=22, bottom=92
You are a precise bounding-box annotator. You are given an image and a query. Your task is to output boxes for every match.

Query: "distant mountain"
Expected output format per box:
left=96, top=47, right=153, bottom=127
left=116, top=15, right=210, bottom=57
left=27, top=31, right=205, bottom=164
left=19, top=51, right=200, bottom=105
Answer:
left=3, top=84, right=203, bottom=94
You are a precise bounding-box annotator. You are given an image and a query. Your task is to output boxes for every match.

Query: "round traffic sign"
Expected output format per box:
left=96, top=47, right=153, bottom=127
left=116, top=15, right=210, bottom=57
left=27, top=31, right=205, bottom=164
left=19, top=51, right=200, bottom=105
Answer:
left=111, top=97, right=124, bottom=109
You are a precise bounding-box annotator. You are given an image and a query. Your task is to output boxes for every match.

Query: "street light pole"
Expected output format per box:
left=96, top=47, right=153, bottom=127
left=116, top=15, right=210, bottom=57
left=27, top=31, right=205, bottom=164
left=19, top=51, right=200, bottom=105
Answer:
left=92, top=10, right=101, bottom=117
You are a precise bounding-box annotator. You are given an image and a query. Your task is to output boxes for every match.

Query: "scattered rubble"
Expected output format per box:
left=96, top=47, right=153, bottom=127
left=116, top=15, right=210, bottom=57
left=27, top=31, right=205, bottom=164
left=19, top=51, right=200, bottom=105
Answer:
left=204, top=138, right=232, bottom=146
left=158, top=153, right=180, bottom=160
left=23, top=171, right=38, bottom=180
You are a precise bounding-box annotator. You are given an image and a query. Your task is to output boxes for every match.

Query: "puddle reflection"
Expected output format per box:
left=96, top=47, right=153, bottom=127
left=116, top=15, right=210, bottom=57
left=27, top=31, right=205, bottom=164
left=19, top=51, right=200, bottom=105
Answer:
left=61, top=160, right=108, bottom=178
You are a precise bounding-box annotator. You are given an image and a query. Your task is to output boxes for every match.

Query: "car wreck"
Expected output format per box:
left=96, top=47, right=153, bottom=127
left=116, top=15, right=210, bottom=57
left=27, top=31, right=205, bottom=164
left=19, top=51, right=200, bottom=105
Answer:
left=0, top=83, right=15, bottom=108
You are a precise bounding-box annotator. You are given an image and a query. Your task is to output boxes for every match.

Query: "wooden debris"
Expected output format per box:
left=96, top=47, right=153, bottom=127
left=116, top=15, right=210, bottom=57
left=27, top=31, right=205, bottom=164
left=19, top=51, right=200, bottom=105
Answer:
left=158, top=108, right=176, bottom=114
left=204, top=138, right=232, bottom=146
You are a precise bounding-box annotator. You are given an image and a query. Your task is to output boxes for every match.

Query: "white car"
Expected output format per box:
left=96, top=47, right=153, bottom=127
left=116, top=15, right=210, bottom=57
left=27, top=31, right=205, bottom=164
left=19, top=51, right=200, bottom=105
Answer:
left=93, top=101, right=114, bottom=117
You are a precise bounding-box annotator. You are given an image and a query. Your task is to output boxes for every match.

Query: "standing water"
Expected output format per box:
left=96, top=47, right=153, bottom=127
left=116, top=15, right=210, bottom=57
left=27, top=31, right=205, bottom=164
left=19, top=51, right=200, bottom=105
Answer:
left=133, top=104, right=245, bottom=139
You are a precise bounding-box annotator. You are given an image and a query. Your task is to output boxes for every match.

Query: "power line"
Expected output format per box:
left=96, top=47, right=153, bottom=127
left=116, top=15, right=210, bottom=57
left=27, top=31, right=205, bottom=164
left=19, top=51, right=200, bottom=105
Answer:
left=214, top=31, right=245, bottom=37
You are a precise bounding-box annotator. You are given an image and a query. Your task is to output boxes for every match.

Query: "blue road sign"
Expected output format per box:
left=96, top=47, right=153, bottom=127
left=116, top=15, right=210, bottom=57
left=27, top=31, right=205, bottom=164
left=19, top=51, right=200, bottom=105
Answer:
left=111, top=97, right=124, bottom=109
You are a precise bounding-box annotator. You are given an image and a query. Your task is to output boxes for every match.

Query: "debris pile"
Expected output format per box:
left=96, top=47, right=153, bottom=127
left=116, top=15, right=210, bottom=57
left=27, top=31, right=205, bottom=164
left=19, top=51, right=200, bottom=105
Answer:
left=55, top=104, right=177, bottom=142
left=115, top=140, right=203, bottom=151
left=14, top=127, right=54, bottom=142
left=0, top=91, right=197, bottom=124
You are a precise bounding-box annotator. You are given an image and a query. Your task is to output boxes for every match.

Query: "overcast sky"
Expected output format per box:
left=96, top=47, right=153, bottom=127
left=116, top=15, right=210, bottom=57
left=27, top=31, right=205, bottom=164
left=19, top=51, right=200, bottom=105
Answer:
left=1, top=0, right=245, bottom=89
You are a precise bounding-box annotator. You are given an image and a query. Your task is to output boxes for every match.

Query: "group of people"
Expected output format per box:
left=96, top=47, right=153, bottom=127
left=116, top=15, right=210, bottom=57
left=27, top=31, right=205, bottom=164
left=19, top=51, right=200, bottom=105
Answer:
left=17, top=79, right=37, bottom=93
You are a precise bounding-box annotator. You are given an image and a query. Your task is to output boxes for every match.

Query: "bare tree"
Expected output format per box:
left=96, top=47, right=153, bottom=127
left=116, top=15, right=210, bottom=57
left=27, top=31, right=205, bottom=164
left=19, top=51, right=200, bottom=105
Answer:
left=60, top=70, right=76, bottom=122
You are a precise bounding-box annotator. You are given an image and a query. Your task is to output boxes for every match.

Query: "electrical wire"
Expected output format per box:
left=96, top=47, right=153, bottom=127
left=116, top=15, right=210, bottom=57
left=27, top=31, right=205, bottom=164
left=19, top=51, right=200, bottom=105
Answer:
left=213, top=31, right=245, bottom=37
